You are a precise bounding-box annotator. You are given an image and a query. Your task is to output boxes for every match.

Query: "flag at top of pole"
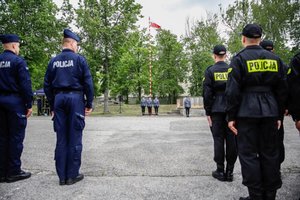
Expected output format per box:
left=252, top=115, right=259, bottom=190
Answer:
left=148, top=17, right=161, bottom=30
left=150, top=22, right=161, bottom=29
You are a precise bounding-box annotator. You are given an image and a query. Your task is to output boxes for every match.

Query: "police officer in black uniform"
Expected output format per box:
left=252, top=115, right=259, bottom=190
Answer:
left=287, top=52, right=300, bottom=132
left=225, top=24, right=287, bottom=200
left=0, top=34, right=33, bottom=183
left=44, top=29, right=94, bottom=185
left=203, top=45, right=237, bottom=182
left=260, top=39, right=287, bottom=173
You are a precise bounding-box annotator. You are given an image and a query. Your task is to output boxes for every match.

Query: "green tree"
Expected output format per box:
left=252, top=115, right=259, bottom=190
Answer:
left=184, top=15, right=224, bottom=96
left=111, top=29, right=149, bottom=103
left=76, top=0, right=142, bottom=113
left=0, top=0, right=68, bottom=90
left=251, top=0, right=299, bottom=62
left=154, top=29, right=188, bottom=103
left=220, top=0, right=300, bottom=61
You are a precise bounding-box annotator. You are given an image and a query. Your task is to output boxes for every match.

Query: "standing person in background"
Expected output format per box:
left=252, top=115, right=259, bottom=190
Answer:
left=0, top=34, right=33, bottom=183
left=147, top=96, right=153, bottom=115
left=225, top=24, right=287, bottom=200
left=203, top=45, right=237, bottom=182
left=140, top=96, right=146, bottom=116
left=44, top=29, right=94, bottom=186
left=260, top=39, right=287, bottom=173
left=184, top=96, right=191, bottom=117
left=153, top=96, right=160, bottom=115
left=287, top=52, right=300, bottom=133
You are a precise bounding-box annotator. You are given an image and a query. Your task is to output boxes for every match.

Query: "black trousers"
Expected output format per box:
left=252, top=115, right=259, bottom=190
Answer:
left=185, top=107, right=190, bottom=116
left=278, top=116, right=285, bottom=165
left=141, top=106, right=145, bottom=115
left=211, top=113, right=237, bottom=170
left=147, top=107, right=152, bottom=115
left=236, top=117, right=282, bottom=193
left=154, top=106, right=159, bottom=115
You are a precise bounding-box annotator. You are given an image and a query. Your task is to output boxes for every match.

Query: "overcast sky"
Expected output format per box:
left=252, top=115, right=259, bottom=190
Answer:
left=56, top=0, right=236, bottom=37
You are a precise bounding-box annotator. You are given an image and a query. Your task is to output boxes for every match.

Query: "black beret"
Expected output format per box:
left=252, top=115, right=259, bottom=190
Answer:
left=63, top=29, right=80, bottom=42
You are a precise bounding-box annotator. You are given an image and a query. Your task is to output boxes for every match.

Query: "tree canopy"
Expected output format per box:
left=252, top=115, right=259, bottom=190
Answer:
left=0, top=0, right=299, bottom=108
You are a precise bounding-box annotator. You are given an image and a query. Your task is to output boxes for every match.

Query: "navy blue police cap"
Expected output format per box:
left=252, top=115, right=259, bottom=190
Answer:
left=260, top=39, right=274, bottom=51
left=63, top=29, right=80, bottom=42
left=0, top=34, right=20, bottom=44
left=213, top=45, right=227, bottom=55
left=242, top=24, right=262, bottom=38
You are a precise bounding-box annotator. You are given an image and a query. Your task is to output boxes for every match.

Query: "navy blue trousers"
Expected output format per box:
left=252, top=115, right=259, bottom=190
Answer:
left=53, top=93, right=85, bottom=181
left=0, top=95, right=27, bottom=177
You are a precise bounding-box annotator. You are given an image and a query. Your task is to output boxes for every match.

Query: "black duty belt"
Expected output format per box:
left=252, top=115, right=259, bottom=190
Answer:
left=244, top=86, right=271, bottom=92
left=55, top=90, right=83, bottom=95
left=0, top=91, right=20, bottom=96
left=215, top=91, right=225, bottom=95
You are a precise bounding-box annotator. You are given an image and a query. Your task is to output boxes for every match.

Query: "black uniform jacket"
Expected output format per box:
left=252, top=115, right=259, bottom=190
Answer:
left=203, top=61, right=229, bottom=116
left=225, top=45, right=288, bottom=121
left=287, top=52, right=300, bottom=120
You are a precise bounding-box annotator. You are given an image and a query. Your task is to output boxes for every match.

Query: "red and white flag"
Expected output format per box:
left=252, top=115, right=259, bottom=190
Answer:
left=150, top=22, right=161, bottom=29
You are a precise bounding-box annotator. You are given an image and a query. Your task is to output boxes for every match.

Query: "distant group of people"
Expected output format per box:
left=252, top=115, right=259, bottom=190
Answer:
left=203, top=23, right=300, bottom=200
left=140, top=96, right=160, bottom=115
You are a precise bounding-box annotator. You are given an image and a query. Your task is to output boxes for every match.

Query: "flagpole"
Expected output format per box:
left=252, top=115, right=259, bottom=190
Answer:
left=148, top=17, right=152, bottom=97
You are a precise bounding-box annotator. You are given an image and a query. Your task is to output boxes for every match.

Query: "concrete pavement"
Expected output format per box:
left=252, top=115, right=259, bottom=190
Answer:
left=0, top=116, right=299, bottom=200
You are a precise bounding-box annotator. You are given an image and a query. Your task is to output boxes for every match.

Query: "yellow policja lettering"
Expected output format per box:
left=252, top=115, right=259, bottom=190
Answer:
left=247, top=59, right=278, bottom=73
left=214, top=72, right=228, bottom=81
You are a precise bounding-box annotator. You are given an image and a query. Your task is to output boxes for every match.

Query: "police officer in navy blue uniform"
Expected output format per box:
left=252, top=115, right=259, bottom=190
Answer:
left=140, top=96, right=146, bottom=115
left=146, top=96, right=153, bottom=115
left=287, top=52, right=300, bottom=132
left=225, top=24, right=287, bottom=200
left=153, top=96, right=160, bottom=115
left=44, top=29, right=94, bottom=185
left=0, top=34, right=33, bottom=183
left=203, top=45, right=237, bottom=182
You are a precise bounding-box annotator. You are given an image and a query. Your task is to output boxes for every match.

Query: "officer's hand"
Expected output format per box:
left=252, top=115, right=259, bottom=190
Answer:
left=228, top=121, right=237, bottom=135
left=85, top=107, right=92, bottom=116
left=26, top=108, right=32, bottom=118
left=277, top=120, right=281, bottom=130
left=295, top=120, right=300, bottom=132
left=51, top=111, right=54, bottom=117
left=207, top=116, right=212, bottom=127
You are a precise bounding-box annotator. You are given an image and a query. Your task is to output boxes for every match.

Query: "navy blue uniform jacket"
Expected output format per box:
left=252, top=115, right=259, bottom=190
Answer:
left=0, top=50, right=32, bottom=108
left=44, top=49, right=94, bottom=111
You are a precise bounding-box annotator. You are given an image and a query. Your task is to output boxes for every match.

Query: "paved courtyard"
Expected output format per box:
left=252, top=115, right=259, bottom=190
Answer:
left=0, top=116, right=299, bottom=200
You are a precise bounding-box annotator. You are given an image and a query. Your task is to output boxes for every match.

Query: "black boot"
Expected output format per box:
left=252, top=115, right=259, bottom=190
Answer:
left=263, top=190, right=277, bottom=200
left=239, top=197, right=251, bottom=200
left=212, top=164, right=226, bottom=181
left=240, top=188, right=263, bottom=200
left=226, top=164, right=234, bottom=182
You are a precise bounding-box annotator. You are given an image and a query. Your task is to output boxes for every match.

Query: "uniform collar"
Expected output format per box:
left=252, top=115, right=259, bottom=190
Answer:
left=245, top=45, right=262, bottom=49
left=216, top=61, right=226, bottom=65
left=62, top=48, right=75, bottom=53
left=3, top=49, right=16, bottom=55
